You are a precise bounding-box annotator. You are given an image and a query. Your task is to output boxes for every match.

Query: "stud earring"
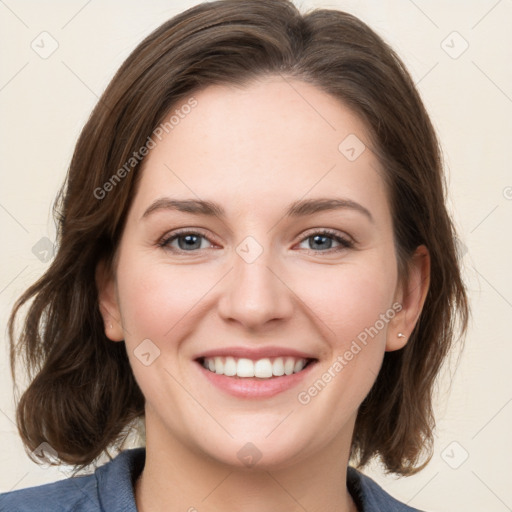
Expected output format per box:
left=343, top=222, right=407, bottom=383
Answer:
left=397, top=332, right=406, bottom=338
left=109, top=323, right=113, bottom=329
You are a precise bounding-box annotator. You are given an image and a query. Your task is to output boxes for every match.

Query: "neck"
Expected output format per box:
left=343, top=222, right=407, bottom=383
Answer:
left=135, top=413, right=358, bottom=512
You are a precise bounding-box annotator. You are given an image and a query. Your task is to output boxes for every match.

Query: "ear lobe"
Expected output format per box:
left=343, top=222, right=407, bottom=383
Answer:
left=95, top=259, right=124, bottom=342
left=386, top=245, right=430, bottom=351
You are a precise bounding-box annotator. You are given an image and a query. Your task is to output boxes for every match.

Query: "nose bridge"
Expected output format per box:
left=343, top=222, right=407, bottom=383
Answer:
left=217, top=236, right=293, bottom=328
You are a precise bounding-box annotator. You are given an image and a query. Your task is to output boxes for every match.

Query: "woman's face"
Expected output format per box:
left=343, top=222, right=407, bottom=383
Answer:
left=99, top=76, right=426, bottom=470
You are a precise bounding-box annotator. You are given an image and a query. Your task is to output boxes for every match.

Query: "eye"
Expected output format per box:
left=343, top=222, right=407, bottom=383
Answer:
left=159, top=229, right=214, bottom=253
left=297, top=229, right=354, bottom=253
left=158, top=228, right=354, bottom=255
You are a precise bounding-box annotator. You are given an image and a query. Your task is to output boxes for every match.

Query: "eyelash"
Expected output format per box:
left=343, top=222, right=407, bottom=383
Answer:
left=158, top=228, right=355, bottom=255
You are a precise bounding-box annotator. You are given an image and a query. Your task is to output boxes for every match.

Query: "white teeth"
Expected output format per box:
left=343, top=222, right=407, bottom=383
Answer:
left=272, top=357, right=285, bottom=376
left=201, top=356, right=310, bottom=378
left=223, top=356, right=237, bottom=377
left=214, top=356, right=224, bottom=375
left=254, top=359, right=273, bottom=379
left=284, top=357, right=295, bottom=375
left=237, top=358, right=254, bottom=377
left=294, top=359, right=306, bottom=373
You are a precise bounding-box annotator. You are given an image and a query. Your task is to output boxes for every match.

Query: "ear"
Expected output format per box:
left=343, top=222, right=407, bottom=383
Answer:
left=95, top=258, right=124, bottom=342
left=386, top=245, right=430, bottom=351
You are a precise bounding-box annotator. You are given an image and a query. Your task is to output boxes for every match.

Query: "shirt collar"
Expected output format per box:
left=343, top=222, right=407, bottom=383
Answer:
left=95, top=447, right=145, bottom=512
left=94, top=448, right=421, bottom=512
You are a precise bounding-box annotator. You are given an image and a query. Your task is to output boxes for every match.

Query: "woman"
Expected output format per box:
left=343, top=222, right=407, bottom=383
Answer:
left=1, top=0, right=468, bottom=511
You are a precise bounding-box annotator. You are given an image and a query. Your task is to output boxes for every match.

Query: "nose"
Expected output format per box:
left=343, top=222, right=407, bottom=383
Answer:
left=217, top=247, right=294, bottom=331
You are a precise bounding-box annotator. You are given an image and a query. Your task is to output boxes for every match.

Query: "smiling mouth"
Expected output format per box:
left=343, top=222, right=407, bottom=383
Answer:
left=197, top=356, right=317, bottom=379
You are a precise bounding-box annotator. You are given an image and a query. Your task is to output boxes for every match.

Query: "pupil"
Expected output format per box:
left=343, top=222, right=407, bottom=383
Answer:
left=312, top=235, right=331, bottom=250
left=180, top=234, right=201, bottom=250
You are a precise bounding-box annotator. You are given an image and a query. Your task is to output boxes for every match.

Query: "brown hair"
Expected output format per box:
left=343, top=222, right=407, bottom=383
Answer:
left=9, top=0, right=468, bottom=474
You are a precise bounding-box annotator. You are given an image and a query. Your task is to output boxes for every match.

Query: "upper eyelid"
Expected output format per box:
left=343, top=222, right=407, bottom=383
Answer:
left=299, top=227, right=354, bottom=242
left=162, top=227, right=218, bottom=243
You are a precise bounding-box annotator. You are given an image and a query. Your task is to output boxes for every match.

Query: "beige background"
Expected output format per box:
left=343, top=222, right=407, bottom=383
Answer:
left=1, top=1, right=511, bottom=510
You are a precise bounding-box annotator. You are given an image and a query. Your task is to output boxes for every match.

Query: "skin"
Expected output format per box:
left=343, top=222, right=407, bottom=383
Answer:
left=97, top=76, right=430, bottom=512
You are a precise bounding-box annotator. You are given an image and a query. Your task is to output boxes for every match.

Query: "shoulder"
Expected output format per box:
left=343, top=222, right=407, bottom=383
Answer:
left=347, top=466, right=426, bottom=512
left=0, top=473, right=99, bottom=512
left=0, top=448, right=145, bottom=512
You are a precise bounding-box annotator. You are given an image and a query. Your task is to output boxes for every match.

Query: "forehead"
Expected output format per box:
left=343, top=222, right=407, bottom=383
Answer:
left=130, top=76, right=389, bottom=223
left=169, top=76, right=373, bottom=166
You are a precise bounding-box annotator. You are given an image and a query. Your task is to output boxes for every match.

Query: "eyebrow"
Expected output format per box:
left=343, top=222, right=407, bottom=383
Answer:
left=141, top=197, right=373, bottom=222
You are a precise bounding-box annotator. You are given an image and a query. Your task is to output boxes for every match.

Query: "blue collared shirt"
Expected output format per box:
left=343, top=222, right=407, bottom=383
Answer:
left=0, top=448, right=425, bottom=511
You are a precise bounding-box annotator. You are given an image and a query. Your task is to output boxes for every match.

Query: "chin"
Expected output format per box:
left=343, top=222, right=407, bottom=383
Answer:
left=192, top=422, right=317, bottom=472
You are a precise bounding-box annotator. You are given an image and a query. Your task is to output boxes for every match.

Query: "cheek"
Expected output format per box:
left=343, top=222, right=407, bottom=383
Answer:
left=294, top=260, right=397, bottom=351
left=116, top=256, right=215, bottom=341
left=115, top=256, right=213, bottom=407
left=291, top=261, right=397, bottom=433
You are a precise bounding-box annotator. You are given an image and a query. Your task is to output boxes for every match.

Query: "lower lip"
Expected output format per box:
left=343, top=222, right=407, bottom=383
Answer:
left=195, top=360, right=317, bottom=399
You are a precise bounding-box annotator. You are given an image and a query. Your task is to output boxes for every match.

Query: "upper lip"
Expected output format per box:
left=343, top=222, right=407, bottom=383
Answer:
left=195, top=346, right=317, bottom=361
